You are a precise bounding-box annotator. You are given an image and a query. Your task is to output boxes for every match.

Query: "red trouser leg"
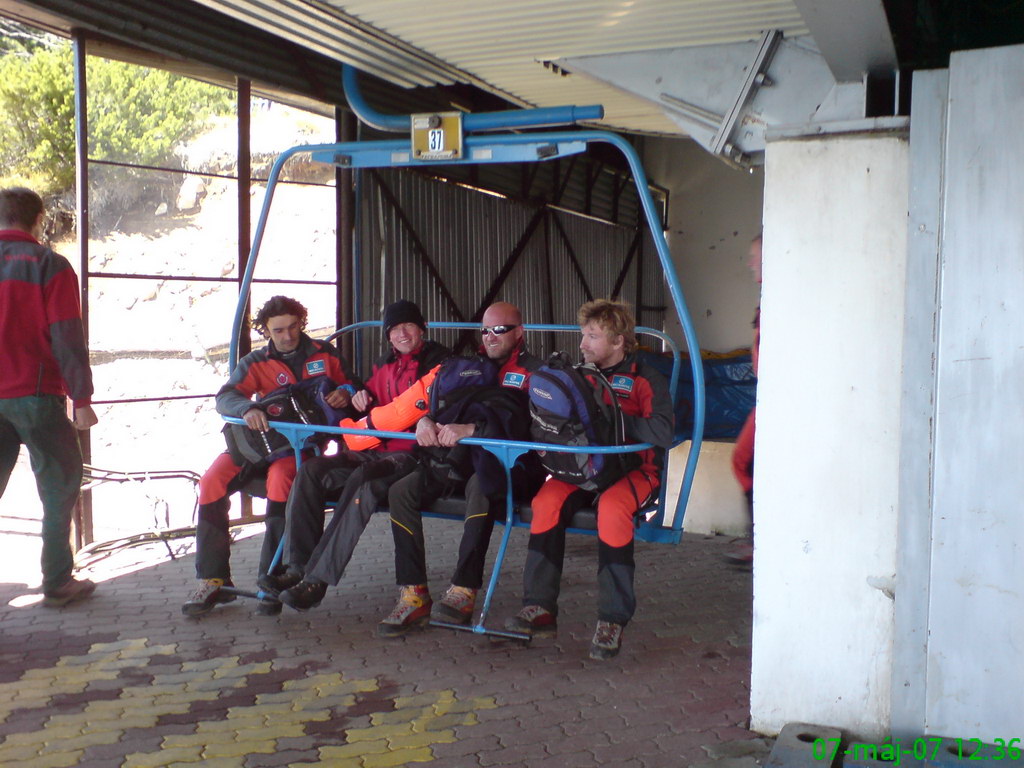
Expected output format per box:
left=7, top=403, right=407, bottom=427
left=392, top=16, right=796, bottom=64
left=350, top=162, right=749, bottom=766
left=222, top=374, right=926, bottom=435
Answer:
left=732, top=407, right=756, bottom=494
left=264, top=455, right=300, bottom=502
left=523, top=477, right=586, bottom=613
left=596, top=469, right=658, bottom=548
left=528, top=477, right=579, bottom=534
left=199, top=452, right=242, bottom=504
left=595, top=469, right=658, bottom=625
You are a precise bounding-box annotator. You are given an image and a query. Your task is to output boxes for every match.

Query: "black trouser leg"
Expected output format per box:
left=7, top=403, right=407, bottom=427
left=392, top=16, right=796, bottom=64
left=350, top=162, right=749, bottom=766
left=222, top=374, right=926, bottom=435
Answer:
left=522, top=526, right=566, bottom=615
left=284, top=454, right=360, bottom=573
left=259, top=500, right=287, bottom=578
left=305, top=454, right=418, bottom=586
left=450, top=474, right=498, bottom=589
left=389, top=467, right=428, bottom=586
left=195, top=497, right=231, bottom=580
left=597, top=538, right=636, bottom=626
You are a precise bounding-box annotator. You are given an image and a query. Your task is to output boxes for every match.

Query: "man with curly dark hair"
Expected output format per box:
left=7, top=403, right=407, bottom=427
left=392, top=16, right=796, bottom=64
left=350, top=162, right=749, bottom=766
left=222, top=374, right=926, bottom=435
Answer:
left=182, top=295, right=361, bottom=616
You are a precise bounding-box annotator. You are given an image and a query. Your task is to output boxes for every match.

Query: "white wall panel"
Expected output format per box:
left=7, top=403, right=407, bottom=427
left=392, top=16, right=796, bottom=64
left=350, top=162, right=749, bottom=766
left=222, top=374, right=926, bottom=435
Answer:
left=925, top=43, right=1024, bottom=739
left=750, top=135, right=908, bottom=739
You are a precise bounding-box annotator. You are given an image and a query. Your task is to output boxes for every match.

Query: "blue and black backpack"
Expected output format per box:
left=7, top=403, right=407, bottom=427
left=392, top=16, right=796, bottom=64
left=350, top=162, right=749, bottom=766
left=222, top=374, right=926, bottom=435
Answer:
left=415, top=354, right=500, bottom=485
left=223, top=375, right=353, bottom=467
left=528, top=352, right=640, bottom=492
left=427, top=354, right=499, bottom=417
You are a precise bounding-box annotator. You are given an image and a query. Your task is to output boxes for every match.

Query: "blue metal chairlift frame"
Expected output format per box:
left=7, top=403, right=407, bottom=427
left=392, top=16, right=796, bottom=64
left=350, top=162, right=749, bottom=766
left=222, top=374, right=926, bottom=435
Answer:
left=223, top=66, right=705, bottom=637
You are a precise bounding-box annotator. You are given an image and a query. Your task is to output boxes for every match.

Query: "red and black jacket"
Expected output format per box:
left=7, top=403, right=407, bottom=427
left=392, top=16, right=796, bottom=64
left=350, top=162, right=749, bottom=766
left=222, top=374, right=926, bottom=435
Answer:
left=215, top=333, right=360, bottom=418
left=0, top=230, right=93, bottom=407
left=598, top=352, right=674, bottom=476
left=362, top=339, right=449, bottom=408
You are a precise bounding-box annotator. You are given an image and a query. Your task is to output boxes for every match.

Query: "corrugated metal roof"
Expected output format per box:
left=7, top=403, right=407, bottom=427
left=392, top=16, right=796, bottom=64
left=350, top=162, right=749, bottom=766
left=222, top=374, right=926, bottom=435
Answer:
left=323, top=0, right=809, bottom=134
left=192, top=0, right=809, bottom=135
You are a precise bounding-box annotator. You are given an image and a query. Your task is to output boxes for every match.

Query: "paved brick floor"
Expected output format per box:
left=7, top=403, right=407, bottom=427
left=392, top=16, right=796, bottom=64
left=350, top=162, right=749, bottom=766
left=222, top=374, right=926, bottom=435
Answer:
left=0, top=512, right=761, bottom=767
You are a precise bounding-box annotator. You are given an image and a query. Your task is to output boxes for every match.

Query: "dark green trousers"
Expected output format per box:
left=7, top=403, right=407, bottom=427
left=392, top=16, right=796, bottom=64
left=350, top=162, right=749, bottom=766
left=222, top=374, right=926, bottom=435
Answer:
left=0, top=395, right=83, bottom=591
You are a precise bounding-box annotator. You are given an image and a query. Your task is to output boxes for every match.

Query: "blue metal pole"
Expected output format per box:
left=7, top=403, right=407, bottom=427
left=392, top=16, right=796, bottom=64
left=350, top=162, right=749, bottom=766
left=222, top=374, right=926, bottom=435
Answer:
left=342, top=64, right=603, bottom=134
left=229, top=142, right=352, bottom=368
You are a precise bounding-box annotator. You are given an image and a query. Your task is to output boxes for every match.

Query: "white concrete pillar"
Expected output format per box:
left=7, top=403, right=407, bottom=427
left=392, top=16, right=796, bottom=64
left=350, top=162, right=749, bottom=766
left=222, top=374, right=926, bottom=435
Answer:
left=750, top=134, right=909, bottom=739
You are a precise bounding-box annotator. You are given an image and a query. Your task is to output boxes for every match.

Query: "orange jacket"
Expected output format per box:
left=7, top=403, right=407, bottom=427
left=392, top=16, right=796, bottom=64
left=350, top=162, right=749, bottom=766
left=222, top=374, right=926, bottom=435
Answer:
left=338, top=364, right=440, bottom=450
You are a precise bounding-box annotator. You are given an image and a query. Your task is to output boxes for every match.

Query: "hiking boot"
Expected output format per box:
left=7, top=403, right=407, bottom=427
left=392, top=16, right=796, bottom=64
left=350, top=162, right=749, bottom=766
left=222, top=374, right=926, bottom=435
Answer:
left=433, top=585, right=477, bottom=625
left=181, top=578, right=235, bottom=616
left=378, top=585, right=432, bottom=638
left=279, top=580, right=327, bottom=612
left=257, top=569, right=302, bottom=596
left=43, top=577, right=96, bottom=608
left=589, top=620, right=624, bottom=660
left=722, top=538, right=753, bottom=566
left=255, top=597, right=283, bottom=616
left=503, top=605, right=557, bottom=638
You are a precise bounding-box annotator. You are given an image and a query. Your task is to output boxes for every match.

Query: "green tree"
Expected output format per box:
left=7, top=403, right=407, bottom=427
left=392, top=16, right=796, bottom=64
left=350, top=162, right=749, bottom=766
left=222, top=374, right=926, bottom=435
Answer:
left=0, top=42, right=233, bottom=194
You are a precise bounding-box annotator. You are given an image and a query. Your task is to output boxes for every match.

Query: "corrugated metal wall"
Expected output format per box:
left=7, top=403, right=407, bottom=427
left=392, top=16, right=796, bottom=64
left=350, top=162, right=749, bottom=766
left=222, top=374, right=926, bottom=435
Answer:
left=356, top=167, right=664, bottom=367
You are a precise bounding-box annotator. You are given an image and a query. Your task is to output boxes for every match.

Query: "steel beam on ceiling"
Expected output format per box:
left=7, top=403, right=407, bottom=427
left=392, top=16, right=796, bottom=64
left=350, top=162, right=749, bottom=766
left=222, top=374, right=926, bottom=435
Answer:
left=791, top=0, right=898, bottom=81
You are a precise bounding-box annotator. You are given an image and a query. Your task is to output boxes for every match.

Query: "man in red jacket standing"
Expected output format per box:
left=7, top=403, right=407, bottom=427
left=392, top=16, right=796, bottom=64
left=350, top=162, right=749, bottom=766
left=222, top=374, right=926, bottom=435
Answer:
left=0, top=187, right=98, bottom=606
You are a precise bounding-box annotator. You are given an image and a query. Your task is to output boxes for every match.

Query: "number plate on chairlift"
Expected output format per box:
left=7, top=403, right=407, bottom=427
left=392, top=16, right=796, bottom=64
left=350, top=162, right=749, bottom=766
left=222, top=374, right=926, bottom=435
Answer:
left=411, top=112, right=463, bottom=160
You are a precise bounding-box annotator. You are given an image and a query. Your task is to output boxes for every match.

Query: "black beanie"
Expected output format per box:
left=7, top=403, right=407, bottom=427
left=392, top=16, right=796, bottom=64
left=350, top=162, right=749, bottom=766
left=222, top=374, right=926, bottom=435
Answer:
left=382, top=299, right=426, bottom=335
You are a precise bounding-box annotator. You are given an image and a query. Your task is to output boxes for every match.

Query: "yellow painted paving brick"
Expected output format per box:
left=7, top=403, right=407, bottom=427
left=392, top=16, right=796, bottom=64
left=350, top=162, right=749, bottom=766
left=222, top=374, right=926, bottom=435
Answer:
left=124, top=746, right=204, bottom=767
left=185, top=758, right=245, bottom=768
left=229, top=739, right=278, bottom=755
left=281, top=675, right=330, bottom=691
left=345, top=722, right=415, bottom=742
left=19, top=666, right=62, bottom=678
left=254, top=690, right=306, bottom=706
left=287, top=706, right=332, bottom=722
left=5, top=725, right=83, bottom=745
left=370, top=707, right=426, bottom=727
left=213, top=661, right=272, bottom=679
left=17, top=749, right=85, bottom=768
left=196, top=716, right=266, bottom=733
left=154, top=689, right=221, bottom=705
left=363, top=745, right=435, bottom=767
left=0, top=744, right=44, bottom=763
left=182, top=658, right=231, bottom=673
left=248, top=722, right=307, bottom=740
left=119, top=642, right=177, bottom=659
left=318, top=738, right=390, bottom=760
left=39, top=729, right=122, bottom=753
left=163, top=730, right=239, bottom=748
left=249, top=702, right=295, bottom=717
left=315, top=678, right=377, bottom=696
left=151, top=670, right=214, bottom=686
left=185, top=677, right=247, bottom=693
left=44, top=712, right=95, bottom=728
left=305, top=758, right=362, bottom=768
left=43, top=671, right=118, bottom=687
left=225, top=706, right=274, bottom=720
left=101, top=715, right=160, bottom=731
left=389, top=729, right=457, bottom=750
left=393, top=692, right=443, bottom=709
left=89, top=638, right=148, bottom=654
left=295, top=694, right=354, bottom=712
left=84, top=657, right=144, bottom=671
left=203, top=739, right=275, bottom=758
left=112, top=700, right=193, bottom=719
left=412, top=713, right=475, bottom=733
left=434, top=696, right=497, bottom=715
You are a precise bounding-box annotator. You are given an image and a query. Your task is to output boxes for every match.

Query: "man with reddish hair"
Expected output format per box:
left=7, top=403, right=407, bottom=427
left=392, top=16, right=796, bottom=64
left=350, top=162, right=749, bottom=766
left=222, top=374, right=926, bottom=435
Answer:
left=506, top=299, right=673, bottom=660
left=0, top=187, right=98, bottom=606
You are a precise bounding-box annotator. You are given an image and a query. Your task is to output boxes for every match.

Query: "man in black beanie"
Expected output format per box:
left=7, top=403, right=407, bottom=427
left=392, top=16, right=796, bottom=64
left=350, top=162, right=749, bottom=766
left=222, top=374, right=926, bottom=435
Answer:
left=260, top=299, right=449, bottom=611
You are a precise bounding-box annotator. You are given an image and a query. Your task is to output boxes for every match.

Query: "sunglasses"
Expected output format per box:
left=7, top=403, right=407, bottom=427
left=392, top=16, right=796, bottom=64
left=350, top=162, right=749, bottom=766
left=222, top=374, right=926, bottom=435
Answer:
left=480, top=324, right=519, bottom=336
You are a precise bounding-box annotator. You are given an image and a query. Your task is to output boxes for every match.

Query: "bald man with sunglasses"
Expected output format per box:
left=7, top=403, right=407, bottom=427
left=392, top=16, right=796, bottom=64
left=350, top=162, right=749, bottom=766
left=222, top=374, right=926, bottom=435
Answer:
left=378, top=301, right=545, bottom=637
